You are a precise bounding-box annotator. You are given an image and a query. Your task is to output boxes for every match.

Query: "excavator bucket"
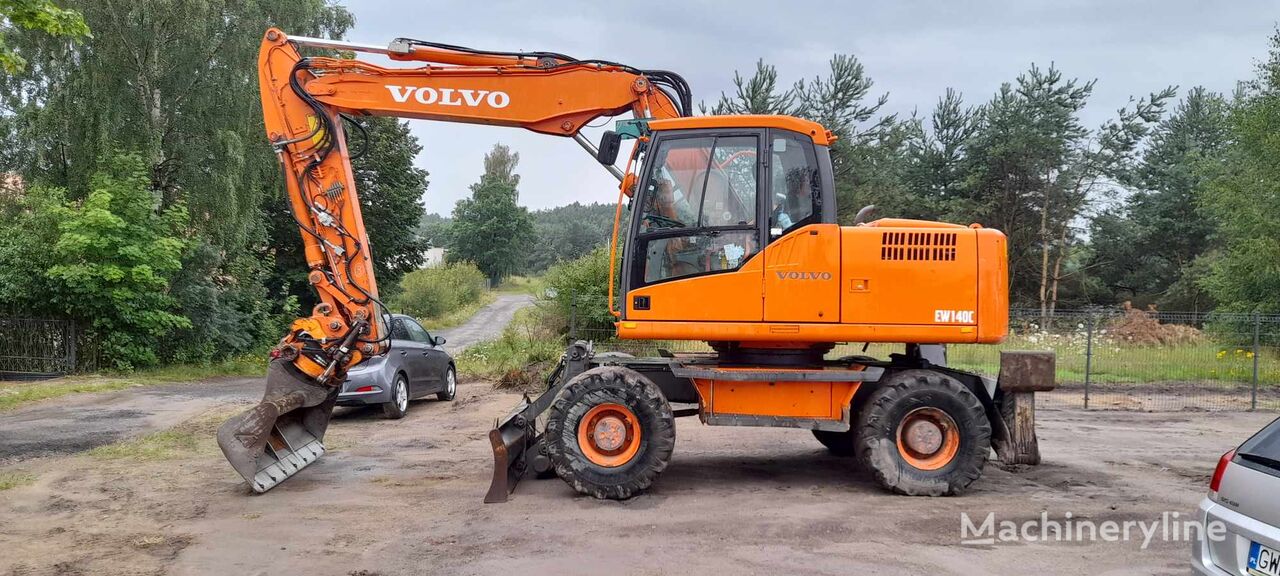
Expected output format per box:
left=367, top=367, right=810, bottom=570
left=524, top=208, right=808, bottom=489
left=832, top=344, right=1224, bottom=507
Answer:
left=217, top=360, right=338, bottom=493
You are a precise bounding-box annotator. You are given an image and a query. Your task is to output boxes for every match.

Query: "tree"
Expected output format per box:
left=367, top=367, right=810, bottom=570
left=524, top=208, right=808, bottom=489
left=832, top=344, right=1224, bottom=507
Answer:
left=945, top=65, right=1173, bottom=312
left=1198, top=30, right=1280, bottom=315
left=350, top=116, right=428, bottom=297
left=522, top=202, right=617, bottom=273
left=1087, top=87, right=1230, bottom=310
left=0, top=1, right=355, bottom=361
left=0, top=0, right=88, bottom=73
left=448, top=143, right=534, bottom=284
left=418, top=212, right=452, bottom=249
left=0, top=153, right=190, bottom=369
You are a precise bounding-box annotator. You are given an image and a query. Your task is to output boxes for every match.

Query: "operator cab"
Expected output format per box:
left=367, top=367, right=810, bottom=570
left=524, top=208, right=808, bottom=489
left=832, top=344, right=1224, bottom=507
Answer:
left=618, top=116, right=837, bottom=317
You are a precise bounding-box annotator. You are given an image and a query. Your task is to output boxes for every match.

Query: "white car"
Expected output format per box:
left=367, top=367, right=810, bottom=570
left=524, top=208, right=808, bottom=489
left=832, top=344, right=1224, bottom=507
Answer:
left=1194, top=417, right=1280, bottom=575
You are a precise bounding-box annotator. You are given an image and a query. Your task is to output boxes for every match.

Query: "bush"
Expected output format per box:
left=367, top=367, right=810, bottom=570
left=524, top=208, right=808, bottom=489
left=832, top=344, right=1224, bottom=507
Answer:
left=542, top=248, right=615, bottom=333
left=395, top=262, right=488, bottom=319
left=456, top=306, right=563, bottom=390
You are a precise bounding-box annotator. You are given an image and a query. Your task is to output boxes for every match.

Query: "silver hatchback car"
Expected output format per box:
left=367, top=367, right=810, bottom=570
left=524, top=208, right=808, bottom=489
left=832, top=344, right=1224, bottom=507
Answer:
left=336, top=314, right=456, bottom=419
left=1194, top=416, right=1280, bottom=576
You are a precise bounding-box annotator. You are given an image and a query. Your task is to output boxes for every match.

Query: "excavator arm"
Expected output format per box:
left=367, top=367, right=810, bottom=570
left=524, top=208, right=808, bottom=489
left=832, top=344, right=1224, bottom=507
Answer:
left=216, top=28, right=689, bottom=492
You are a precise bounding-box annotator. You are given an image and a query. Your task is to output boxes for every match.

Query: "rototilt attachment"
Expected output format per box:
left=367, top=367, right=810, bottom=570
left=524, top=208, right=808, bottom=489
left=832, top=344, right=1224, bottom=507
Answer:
left=216, top=360, right=339, bottom=493
left=484, top=341, right=596, bottom=503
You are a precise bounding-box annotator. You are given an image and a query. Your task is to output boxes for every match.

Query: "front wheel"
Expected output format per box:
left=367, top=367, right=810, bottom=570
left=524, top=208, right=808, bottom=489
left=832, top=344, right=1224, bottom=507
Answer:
left=437, top=366, right=456, bottom=401
left=855, top=370, right=990, bottom=496
left=545, top=366, right=675, bottom=500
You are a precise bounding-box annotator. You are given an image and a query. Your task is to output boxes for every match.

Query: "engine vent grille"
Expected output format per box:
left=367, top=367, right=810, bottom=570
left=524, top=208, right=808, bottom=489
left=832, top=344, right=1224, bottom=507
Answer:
left=881, top=231, right=958, bottom=261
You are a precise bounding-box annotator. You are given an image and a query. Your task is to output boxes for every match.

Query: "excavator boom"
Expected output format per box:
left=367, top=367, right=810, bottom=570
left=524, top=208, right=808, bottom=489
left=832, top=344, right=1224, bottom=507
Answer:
left=217, top=29, right=688, bottom=492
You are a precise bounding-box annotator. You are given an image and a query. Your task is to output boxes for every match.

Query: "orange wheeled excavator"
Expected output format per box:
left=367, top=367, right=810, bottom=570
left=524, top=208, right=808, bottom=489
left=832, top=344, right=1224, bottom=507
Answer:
left=218, top=29, right=1052, bottom=499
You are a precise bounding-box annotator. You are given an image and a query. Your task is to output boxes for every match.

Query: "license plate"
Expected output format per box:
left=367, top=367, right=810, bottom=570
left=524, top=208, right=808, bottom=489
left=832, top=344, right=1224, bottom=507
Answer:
left=1249, top=541, right=1280, bottom=576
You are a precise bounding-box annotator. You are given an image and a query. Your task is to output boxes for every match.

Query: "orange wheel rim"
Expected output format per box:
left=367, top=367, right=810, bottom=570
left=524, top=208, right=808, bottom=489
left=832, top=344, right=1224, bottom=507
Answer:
left=895, top=407, right=960, bottom=471
left=577, top=403, right=642, bottom=467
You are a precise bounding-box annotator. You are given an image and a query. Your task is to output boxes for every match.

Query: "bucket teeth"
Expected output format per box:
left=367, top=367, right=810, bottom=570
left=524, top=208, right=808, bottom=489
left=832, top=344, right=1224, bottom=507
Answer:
left=217, top=360, right=337, bottom=493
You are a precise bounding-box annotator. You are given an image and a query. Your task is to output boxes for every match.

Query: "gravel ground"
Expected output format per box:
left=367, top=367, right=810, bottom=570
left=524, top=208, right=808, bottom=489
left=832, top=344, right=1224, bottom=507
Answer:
left=0, top=376, right=1272, bottom=575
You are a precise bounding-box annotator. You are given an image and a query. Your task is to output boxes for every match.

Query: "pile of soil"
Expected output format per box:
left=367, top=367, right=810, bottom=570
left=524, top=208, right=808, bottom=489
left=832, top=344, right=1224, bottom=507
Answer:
left=1105, top=302, right=1203, bottom=346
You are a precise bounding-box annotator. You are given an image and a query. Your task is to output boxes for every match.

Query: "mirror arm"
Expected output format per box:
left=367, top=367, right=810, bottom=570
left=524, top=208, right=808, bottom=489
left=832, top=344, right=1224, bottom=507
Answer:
left=573, top=133, right=624, bottom=181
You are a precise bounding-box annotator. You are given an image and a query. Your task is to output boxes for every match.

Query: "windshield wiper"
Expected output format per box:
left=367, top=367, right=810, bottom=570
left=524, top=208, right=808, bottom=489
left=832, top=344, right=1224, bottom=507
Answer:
left=1237, top=451, right=1280, bottom=472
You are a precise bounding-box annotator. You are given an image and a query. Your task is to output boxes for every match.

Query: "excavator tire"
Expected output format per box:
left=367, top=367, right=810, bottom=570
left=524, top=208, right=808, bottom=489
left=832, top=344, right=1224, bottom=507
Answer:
left=855, top=369, right=990, bottom=496
left=812, top=430, right=857, bottom=456
left=546, top=366, right=675, bottom=500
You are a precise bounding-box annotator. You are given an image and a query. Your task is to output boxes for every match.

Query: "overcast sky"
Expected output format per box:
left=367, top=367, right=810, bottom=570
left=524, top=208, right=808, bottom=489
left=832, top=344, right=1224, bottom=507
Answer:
left=344, top=1, right=1278, bottom=216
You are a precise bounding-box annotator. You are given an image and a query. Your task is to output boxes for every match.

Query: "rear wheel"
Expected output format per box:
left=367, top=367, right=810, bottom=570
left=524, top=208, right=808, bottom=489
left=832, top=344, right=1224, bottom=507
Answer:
left=546, top=366, right=675, bottom=500
left=382, top=373, right=409, bottom=420
left=855, top=369, right=990, bottom=496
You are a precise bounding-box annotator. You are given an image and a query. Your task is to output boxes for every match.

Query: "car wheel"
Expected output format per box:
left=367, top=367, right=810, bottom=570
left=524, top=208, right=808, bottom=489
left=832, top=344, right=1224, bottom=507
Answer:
left=382, top=373, right=409, bottom=419
left=437, top=366, right=457, bottom=401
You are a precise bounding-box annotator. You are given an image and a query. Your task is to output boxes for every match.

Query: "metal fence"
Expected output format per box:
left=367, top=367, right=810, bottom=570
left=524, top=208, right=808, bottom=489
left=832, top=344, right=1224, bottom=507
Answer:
left=0, top=318, right=99, bottom=380
left=564, top=304, right=1280, bottom=412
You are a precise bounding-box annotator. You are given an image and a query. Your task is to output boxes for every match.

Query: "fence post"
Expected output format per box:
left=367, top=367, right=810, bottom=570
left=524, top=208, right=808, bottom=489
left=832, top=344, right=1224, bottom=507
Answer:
left=1083, top=314, right=1094, bottom=410
left=569, top=296, right=578, bottom=341
left=67, top=319, right=77, bottom=374
left=1252, top=312, right=1261, bottom=412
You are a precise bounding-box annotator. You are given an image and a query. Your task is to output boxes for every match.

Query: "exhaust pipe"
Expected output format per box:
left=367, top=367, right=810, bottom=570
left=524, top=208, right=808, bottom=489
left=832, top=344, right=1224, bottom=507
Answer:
left=217, top=360, right=339, bottom=493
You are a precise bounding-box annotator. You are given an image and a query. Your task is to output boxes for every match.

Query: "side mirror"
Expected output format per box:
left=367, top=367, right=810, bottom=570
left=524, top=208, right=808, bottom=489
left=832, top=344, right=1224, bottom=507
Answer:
left=597, top=130, right=622, bottom=166
left=434, top=336, right=447, bottom=346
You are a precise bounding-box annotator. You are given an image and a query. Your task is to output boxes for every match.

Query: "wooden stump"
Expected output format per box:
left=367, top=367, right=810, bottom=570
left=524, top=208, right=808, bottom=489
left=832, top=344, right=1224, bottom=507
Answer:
left=992, top=351, right=1055, bottom=466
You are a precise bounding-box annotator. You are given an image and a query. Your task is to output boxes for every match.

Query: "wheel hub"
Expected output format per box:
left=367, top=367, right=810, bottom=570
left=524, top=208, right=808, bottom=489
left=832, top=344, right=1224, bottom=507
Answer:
left=903, top=419, right=943, bottom=455
left=577, top=403, right=642, bottom=468
left=592, top=416, right=627, bottom=451
left=895, top=407, right=960, bottom=471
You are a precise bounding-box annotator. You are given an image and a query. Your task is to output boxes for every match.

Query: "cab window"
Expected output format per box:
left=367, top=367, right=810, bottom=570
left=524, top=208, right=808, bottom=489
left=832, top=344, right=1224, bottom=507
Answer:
left=634, top=134, right=760, bottom=286
left=768, top=131, right=821, bottom=238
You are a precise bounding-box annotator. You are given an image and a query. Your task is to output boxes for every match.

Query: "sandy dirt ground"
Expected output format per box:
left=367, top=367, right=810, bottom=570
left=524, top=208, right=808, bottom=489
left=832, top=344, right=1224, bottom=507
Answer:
left=1, top=374, right=1274, bottom=575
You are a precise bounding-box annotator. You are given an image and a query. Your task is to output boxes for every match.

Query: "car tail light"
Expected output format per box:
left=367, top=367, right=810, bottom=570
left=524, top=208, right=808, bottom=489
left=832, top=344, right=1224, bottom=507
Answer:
left=355, top=385, right=378, bottom=393
left=1210, top=449, right=1236, bottom=493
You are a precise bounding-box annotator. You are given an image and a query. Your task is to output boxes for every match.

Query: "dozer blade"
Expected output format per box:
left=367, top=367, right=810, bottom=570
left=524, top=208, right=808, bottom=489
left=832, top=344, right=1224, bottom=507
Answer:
left=217, top=360, right=338, bottom=493
left=484, top=400, right=539, bottom=503
left=485, top=341, right=595, bottom=503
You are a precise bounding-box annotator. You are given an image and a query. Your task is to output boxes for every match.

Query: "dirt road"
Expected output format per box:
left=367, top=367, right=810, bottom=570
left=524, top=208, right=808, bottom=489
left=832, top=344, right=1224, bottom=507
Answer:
left=439, top=294, right=533, bottom=353
left=0, top=373, right=1272, bottom=575
left=0, top=294, right=533, bottom=465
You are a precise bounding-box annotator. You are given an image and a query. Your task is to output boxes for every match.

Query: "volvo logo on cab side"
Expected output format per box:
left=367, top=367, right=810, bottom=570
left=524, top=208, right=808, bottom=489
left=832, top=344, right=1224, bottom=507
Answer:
left=775, top=271, right=833, bottom=280
left=385, top=85, right=511, bottom=109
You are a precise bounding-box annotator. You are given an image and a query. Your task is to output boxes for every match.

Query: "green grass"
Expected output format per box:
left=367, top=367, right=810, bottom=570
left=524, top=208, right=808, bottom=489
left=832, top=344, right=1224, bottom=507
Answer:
left=494, top=275, right=544, bottom=296
left=88, top=429, right=202, bottom=461
left=418, top=290, right=496, bottom=331
left=0, top=471, right=36, bottom=491
left=457, top=306, right=563, bottom=380
left=88, top=408, right=232, bottom=462
left=0, top=355, right=267, bottom=412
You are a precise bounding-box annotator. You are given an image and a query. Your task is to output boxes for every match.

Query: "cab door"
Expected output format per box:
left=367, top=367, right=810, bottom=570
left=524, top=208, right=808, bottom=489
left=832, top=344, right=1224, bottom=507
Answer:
left=623, top=131, right=766, bottom=322
left=762, top=130, right=840, bottom=323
